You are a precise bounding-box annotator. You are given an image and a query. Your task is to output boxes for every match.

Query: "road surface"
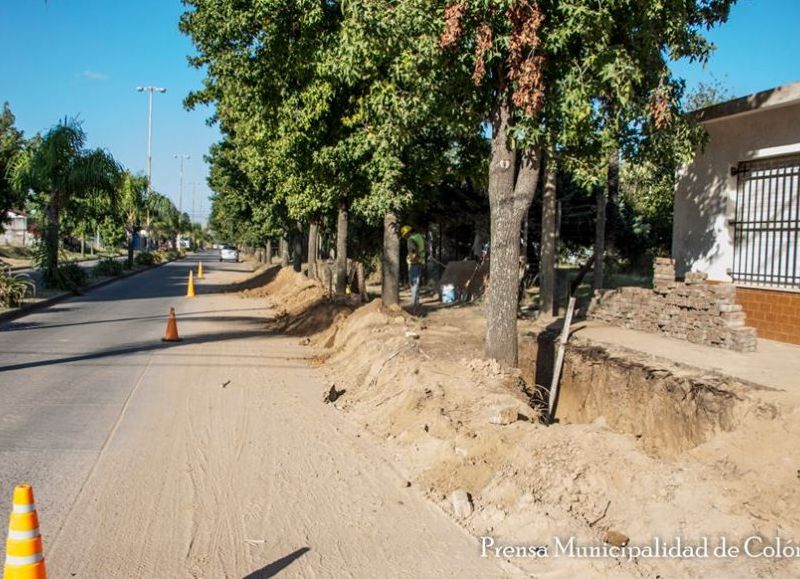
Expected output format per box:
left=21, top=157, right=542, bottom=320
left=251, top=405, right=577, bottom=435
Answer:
left=0, top=254, right=512, bottom=578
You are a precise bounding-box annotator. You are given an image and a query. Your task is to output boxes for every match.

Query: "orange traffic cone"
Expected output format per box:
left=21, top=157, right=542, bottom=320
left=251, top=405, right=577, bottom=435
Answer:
left=3, top=484, right=47, bottom=579
left=162, top=308, right=182, bottom=342
left=197, top=261, right=204, bottom=280
left=187, top=270, right=196, bottom=298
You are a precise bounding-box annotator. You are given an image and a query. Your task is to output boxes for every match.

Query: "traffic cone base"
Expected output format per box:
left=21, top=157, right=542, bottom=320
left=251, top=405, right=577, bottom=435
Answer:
left=187, top=270, right=196, bottom=298
left=162, top=307, right=182, bottom=342
left=4, top=484, right=47, bottom=579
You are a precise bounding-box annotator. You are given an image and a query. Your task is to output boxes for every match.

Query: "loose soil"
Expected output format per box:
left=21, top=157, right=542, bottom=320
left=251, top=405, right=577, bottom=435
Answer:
left=253, top=267, right=800, bottom=578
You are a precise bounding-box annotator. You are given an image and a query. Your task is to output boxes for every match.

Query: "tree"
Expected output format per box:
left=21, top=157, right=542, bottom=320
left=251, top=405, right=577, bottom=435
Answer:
left=119, top=172, right=149, bottom=266
left=0, top=103, right=25, bottom=225
left=10, top=119, right=119, bottom=286
left=429, top=0, right=735, bottom=366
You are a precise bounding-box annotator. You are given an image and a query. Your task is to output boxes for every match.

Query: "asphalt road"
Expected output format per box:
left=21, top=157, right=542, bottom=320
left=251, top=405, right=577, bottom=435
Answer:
left=0, top=253, right=510, bottom=577
left=0, top=254, right=231, bottom=552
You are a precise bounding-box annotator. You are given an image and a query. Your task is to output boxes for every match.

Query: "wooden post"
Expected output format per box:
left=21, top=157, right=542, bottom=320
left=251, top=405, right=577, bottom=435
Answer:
left=548, top=296, right=576, bottom=424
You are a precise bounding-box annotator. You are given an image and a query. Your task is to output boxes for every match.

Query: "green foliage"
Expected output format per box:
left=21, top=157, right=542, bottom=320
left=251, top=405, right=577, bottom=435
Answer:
left=134, top=251, right=158, bottom=266
left=9, top=118, right=120, bottom=287
left=98, top=216, right=125, bottom=250
left=684, top=77, right=733, bottom=111
left=157, top=250, right=178, bottom=262
left=93, top=257, right=124, bottom=278
left=0, top=103, right=25, bottom=224
left=49, top=262, right=88, bottom=292
left=0, top=268, right=35, bottom=308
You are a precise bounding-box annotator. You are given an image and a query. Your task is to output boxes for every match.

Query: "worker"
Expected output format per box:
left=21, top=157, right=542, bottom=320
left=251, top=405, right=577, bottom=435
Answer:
left=401, top=225, right=425, bottom=313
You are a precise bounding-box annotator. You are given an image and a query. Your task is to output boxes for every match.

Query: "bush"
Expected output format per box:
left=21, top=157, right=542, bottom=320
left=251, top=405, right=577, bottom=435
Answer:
left=51, top=262, right=88, bottom=291
left=0, top=269, right=35, bottom=308
left=134, top=251, right=159, bottom=266
left=157, top=250, right=178, bottom=262
left=93, top=257, right=124, bottom=278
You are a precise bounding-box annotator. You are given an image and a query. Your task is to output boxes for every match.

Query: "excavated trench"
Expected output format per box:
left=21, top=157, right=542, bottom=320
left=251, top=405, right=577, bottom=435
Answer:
left=526, top=328, right=775, bottom=458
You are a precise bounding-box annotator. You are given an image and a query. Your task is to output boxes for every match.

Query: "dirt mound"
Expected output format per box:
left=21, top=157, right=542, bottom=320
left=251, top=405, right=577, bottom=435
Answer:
left=241, top=267, right=356, bottom=338
left=311, top=298, right=799, bottom=577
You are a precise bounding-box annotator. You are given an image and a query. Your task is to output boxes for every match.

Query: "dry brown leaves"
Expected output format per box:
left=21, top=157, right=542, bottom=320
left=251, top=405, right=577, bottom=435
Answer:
left=507, top=1, right=545, bottom=116
left=440, top=1, right=468, bottom=48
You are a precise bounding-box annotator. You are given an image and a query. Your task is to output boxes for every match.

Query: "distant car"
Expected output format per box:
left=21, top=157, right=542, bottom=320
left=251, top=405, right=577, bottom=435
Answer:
left=219, top=245, right=239, bottom=262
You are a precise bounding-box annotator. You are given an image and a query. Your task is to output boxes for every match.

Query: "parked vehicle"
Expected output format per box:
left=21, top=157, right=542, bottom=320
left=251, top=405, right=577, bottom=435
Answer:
left=219, top=245, right=239, bottom=262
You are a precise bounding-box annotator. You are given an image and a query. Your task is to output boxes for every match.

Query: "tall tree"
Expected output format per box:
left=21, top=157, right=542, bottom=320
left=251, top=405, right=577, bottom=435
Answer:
left=119, top=172, right=149, bottom=266
left=10, top=119, right=119, bottom=286
left=431, top=0, right=735, bottom=366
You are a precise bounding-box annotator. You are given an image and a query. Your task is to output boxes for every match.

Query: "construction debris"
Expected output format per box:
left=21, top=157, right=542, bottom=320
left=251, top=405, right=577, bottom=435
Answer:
left=451, top=490, right=473, bottom=518
left=489, top=405, right=518, bottom=426
left=604, top=530, right=630, bottom=547
left=323, top=385, right=344, bottom=404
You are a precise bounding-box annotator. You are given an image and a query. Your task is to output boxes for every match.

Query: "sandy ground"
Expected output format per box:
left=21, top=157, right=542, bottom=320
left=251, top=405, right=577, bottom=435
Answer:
left=40, top=262, right=515, bottom=578
left=253, top=269, right=800, bottom=579
left=5, top=260, right=800, bottom=577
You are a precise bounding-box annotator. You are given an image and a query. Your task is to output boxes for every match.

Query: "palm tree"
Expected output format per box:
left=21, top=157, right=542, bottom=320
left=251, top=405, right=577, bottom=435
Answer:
left=145, top=192, right=178, bottom=248
left=10, top=119, right=119, bottom=286
left=119, top=172, right=149, bottom=266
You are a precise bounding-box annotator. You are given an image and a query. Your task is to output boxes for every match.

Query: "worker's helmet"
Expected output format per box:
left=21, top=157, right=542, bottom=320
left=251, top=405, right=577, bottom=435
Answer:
left=400, top=225, right=413, bottom=237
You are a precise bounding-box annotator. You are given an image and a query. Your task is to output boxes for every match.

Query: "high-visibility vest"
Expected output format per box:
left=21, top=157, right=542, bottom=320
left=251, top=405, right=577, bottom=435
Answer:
left=408, top=232, right=425, bottom=265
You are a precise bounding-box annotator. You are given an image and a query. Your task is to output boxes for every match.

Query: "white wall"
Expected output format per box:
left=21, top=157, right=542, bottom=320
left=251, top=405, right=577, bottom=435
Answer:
left=673, top=101, right=800, bottom=281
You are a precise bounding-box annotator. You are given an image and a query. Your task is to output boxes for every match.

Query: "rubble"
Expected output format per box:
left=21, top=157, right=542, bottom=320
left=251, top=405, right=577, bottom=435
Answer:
left=451, top=490, right=473, bottom=518
left=488, top=405, right=518, bottom=426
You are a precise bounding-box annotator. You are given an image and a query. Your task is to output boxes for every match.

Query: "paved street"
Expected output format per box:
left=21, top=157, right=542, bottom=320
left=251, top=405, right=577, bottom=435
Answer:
left=0, top=254, right=508, bottom=578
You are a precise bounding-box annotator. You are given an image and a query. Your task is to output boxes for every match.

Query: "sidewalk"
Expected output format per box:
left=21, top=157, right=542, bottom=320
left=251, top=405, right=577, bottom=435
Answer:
left=574, top=322, right=800, bottom=393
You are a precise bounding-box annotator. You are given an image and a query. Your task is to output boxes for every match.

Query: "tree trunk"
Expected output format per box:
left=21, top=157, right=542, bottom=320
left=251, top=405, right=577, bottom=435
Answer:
left=127, top=225, right=135, bottom=268
left=292, top=222, right=303, bottom=272
left=80, top=234, right=85, bottom=258
left=594, top=189, right=607, bottom=290
left=539, top=158, right=557, bottom=318
left=381, top=211, right=400, bottom=306
left=307, top=219, right=319, bottom=279
left=280, top=236, right=289, bottom=267
left=485, top=99, right=540, bottom=367
left=335, top=201, right=348, bottom=294
left=266, top=239, right=272, bottom=265
left=44, top=205, right=60, bottom=281
left=356, top=261, right=367, bottom=302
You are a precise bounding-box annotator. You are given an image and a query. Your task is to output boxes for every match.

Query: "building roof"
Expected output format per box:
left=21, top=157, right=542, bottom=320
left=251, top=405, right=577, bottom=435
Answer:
left=695, top=80, right=800, bottom=124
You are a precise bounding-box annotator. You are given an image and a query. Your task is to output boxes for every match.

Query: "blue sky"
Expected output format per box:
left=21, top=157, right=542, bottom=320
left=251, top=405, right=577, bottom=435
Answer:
left=0, top=0, right=798, bottom=225
left=0, top=1, right=217, bottom=223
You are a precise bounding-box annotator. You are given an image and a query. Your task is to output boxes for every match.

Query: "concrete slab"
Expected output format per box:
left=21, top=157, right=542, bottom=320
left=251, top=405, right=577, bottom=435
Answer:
left=575, top=322, right=800, bottom=393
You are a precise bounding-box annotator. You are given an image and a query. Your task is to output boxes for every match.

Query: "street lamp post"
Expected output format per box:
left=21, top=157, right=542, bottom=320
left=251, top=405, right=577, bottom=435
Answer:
left=174, top=154, right=190, bottom=248
left=137, top=86, right=166, bottom=251
left=136, top=86, right=167, bottom=193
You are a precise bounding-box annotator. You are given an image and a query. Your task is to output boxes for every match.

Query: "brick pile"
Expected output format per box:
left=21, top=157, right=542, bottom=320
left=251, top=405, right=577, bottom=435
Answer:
left=588, top=257, right=757, bottom=352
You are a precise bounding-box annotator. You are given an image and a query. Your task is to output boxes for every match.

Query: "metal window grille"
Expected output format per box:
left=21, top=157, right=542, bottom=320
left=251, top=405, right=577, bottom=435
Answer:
left=732, top=155, right=800, bottom=289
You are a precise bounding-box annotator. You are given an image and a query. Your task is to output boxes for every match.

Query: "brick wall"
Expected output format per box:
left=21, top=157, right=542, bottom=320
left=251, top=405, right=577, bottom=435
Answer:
left=736, top=288, right=800, bottom=345
left=588, top=258, right=758, bottom=352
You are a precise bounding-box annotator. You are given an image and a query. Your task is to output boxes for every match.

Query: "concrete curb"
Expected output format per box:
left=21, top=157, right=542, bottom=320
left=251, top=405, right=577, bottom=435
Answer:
left=0, top=258, right=181, bottom=324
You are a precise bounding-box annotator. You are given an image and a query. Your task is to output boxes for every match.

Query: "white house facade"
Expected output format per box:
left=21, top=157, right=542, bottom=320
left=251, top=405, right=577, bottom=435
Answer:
left=673, top=81, right=800, bottom=344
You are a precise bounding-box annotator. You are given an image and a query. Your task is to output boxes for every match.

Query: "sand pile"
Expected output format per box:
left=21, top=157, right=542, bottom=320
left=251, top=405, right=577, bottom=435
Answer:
left=312, top=298, right=800, bottom=578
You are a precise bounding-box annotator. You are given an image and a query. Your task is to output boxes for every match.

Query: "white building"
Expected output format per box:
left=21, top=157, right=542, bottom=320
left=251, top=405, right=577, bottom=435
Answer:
left=0, top=210, right=30, bottom=247
left=673, top=81, right=800, bottom=344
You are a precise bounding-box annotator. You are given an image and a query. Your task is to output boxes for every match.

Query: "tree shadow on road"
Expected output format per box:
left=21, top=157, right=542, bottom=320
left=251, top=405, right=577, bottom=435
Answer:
left=243, top=547, right=310, bottom=578
left=0, top=308, right=270, bottom=333
left=0, top=325, right=283, bottom=374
